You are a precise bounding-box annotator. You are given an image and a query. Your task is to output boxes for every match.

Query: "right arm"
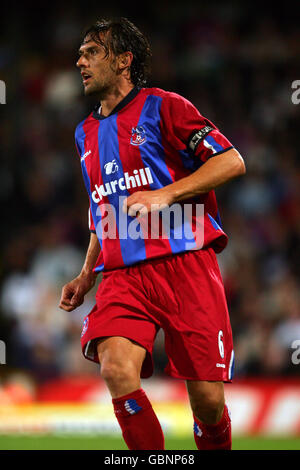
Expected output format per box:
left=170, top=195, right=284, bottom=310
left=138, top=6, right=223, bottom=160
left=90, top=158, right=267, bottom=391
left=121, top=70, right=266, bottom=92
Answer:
left=59, top=232, right=100, bottom=312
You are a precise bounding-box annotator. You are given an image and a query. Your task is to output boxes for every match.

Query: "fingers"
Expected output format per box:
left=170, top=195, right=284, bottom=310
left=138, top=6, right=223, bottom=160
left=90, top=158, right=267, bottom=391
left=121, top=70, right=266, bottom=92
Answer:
left=59, top=302, right=75, bottom=312
left=123, top=193, right=169, bottom=217
left=59, top=294, right=75, bottom=311
left=123, top=195, right=148, bottom=217
left=128, top=203, right=148, bottom=218
left=59, top=285, right=84, bottom=311
left=70, top=292, right=84, bottom=308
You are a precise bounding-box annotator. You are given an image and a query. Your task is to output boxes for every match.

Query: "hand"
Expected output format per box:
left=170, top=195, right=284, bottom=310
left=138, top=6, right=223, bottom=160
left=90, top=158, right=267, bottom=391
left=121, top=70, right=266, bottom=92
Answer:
left=123, top=188, right=173, bottom=217
left=59, top=272, right=97, bottom=312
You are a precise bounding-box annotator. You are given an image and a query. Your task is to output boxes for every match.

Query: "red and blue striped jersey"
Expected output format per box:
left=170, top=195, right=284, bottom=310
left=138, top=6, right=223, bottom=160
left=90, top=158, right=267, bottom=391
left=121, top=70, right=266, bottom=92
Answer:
left=75, top=87, right=234, bottom=272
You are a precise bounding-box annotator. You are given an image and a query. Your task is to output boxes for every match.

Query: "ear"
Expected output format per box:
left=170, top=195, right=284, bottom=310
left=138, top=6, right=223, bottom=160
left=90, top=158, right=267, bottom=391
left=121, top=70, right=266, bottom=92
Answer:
left=118, top=51, right=133, bottom=71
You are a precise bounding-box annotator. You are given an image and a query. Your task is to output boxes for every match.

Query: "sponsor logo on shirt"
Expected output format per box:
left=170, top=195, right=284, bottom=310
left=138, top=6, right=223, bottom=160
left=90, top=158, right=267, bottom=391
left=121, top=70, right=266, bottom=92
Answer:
left=92, top=167, right=153, bottom=203
left=104, top=159, right=119, bottom=175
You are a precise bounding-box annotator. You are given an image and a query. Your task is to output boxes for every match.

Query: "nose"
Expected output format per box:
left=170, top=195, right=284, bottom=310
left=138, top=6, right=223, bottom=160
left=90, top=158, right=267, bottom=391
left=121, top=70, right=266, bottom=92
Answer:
left=76, top=54, right=88, bottom=69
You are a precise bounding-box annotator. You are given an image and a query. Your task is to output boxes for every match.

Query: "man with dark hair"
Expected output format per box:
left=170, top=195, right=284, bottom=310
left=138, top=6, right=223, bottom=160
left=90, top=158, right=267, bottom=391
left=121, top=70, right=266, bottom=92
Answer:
left=59, top=17, right=246, bottom=450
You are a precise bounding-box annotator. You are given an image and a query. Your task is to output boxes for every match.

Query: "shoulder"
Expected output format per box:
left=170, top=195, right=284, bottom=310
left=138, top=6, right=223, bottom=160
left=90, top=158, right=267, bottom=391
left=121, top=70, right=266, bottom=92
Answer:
left=142, top=87, right=199, bottom=116
left=75, top=119, right=85, bottom=139
left=75, top=112, right=94, bottom=139
left=142, top=87, right=192, bottom=104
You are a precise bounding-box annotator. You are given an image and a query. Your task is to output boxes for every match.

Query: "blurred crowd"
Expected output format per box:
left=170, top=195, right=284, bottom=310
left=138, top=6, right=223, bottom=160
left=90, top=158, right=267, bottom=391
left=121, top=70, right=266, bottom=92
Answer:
left=0, top=2, right=299, bottom=385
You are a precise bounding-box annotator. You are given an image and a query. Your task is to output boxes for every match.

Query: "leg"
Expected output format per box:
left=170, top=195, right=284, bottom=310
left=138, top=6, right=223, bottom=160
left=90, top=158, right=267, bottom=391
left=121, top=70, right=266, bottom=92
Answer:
left=187, top=380, right=225, bottom=424
left=187, top=380, right=231, bottom=450
left=97, top=336, right=164, bottom=450
left=97, top=336, right=146, bottom=398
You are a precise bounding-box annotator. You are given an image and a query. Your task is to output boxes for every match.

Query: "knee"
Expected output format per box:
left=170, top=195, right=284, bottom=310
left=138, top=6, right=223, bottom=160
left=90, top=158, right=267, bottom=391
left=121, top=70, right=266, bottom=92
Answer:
left=189, top=385, right=225, bottom=425
left=97, top=337, right=145, bottom=397
left=194, top=395, right=224, bottom=424
left=100, top=357, right=139, bottom=389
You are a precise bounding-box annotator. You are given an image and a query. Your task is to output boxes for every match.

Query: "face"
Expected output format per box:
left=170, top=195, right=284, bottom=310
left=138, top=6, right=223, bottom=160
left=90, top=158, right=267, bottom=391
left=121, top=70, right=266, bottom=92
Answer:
left=76, top=35, right=118, bottom=98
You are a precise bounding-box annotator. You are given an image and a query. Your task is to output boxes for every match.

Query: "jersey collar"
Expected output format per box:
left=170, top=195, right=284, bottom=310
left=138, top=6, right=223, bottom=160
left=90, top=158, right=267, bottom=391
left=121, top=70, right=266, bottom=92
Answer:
left=92, top=86, right=141, bottom=120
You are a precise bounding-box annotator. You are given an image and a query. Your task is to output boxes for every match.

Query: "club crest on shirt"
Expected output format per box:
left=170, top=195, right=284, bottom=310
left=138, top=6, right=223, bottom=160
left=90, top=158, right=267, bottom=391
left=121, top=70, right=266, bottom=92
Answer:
left=130, top=125, right=147, bottom=146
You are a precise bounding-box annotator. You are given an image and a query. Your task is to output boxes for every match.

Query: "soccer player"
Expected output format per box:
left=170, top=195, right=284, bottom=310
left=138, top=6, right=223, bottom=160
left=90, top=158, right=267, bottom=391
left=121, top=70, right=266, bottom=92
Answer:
left=59, top=17, right=246, bottom=450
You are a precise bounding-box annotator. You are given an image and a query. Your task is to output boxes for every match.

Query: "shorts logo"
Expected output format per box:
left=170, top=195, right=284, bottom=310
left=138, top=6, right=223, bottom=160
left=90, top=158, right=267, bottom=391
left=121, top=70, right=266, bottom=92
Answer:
left=81, top=317, right=89, bottom=337
left=216, top=363, right=226, bottom=368
left=130, top=126, right=147, bottom=146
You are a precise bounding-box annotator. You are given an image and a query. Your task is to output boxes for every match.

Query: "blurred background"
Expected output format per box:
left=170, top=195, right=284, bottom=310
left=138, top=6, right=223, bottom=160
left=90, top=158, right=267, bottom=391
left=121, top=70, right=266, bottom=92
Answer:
left=0, top=0, right=299, bottom=449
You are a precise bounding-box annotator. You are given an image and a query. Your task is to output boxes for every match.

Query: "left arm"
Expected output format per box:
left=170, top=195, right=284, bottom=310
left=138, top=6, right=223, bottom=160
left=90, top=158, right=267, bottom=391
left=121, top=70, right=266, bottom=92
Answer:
left=124, top=148, right=246, bottom=216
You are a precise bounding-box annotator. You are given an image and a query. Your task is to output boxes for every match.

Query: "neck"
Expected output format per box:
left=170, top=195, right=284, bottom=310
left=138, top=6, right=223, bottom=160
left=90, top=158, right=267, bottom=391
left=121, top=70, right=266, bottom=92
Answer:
left=100, top=82, right=135, bottom=116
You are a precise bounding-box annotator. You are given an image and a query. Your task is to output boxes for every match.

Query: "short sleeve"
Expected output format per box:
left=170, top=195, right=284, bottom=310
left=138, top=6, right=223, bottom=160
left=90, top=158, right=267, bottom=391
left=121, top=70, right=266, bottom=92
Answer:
left=160, top=92, right=234, bottom=163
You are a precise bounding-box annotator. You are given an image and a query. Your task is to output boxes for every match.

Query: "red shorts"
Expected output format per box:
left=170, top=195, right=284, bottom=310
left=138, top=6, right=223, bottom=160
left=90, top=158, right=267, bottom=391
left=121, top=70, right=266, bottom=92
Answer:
left=80, top=248, right=234, bottom=382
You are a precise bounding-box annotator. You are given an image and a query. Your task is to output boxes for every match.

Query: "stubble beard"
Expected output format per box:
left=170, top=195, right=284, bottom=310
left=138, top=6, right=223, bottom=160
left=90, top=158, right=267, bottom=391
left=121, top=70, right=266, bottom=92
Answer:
left=83, top=77, right=113, bottom=101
